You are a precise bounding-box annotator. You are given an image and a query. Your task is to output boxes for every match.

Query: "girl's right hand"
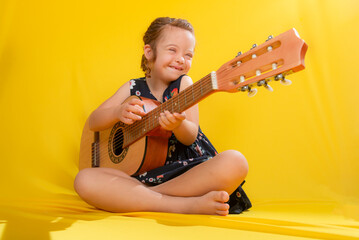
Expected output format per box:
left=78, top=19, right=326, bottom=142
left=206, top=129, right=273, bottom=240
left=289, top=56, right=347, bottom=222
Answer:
left=114, top=98, right=146, bottom=125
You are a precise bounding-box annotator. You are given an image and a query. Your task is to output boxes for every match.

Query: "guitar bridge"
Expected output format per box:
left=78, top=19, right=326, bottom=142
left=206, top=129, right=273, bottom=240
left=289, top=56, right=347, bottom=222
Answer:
left=91, top=132, right=100, bottom=167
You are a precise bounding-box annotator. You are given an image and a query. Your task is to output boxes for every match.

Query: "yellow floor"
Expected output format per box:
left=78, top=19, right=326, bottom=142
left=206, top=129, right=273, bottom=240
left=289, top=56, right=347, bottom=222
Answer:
left=1, top=196, right=358, bottom=240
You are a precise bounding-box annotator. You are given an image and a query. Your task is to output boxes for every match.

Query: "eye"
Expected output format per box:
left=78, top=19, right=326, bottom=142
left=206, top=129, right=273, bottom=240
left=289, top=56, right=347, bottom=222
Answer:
left=186, top=53, right=193, bottom=59
left=168, top=48, right=176, bottom=52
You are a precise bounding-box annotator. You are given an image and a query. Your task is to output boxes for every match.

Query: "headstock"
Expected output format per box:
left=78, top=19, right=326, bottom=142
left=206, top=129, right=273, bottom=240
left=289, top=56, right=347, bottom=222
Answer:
left=215, top=28, right=308, bottom=97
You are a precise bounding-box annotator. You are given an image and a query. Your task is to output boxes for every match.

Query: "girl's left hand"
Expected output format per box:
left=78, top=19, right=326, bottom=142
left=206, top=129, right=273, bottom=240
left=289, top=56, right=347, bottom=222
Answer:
left=159, top=110, right=186, bottom=131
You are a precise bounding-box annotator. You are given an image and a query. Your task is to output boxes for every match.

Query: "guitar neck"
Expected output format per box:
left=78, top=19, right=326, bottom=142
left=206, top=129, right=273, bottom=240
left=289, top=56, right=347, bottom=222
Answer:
left=123, top=73, right=218, bottom=147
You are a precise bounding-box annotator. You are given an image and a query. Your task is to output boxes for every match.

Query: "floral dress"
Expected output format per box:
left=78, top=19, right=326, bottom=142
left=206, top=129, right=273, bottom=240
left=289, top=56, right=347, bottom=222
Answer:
left=130, top=75, right=251, bottom=214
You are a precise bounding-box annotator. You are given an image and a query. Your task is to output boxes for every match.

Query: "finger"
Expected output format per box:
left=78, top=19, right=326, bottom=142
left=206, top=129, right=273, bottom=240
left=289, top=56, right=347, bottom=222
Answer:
left=164, top=111, right=177, bottom=124
left=158, top=116, right=169, bottom=130
left=121, top=117, right=134, bottom=125
left=160, top=112, right=171, bottom=126
left=173, top=112, right=186, bottom=120
left=124, top=111, right=142, bottom=121
left=128, top=104, right=146, bottom=116
left=129, top=98, right=145, bottom=106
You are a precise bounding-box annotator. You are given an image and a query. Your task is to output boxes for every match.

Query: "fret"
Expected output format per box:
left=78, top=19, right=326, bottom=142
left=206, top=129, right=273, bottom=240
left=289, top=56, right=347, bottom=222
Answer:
left=150, top=113, right=153, bottom=129
left=184, top=88, right=187, bottom=110
left=155, top=109, right=159, bottom=126
left=150, top=114, right=153, bottom=130
left=191, top=84, right=194, bottom=105
left=142, top=119, right=145, bottom=134
left=163, top=100, right=167, bottom=112
left=145, top=118, right=147, bottom=133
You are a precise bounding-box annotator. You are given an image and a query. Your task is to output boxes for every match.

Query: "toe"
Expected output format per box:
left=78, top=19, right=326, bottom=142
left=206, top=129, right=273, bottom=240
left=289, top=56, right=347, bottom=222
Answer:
left=215, top=191, right=229, bottom=203
left=216, top=210, right=229, bottom=216
left=216, top=202, right=229, bottom=211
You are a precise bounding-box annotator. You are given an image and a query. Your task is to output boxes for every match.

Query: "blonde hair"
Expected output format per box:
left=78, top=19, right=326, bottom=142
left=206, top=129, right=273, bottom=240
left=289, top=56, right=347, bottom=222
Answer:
left=141, top=17, right=194, bottom=77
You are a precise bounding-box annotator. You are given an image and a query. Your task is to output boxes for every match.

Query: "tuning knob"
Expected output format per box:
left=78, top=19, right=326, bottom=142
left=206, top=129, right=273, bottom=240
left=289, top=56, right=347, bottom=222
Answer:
left=275, top=74, right=284, bottom=81
left=248, top=88, right=258, bottom=97
left=257, top=80, right=266, bottom=86
left=264, top=83, right=274, bottom=92
left=275, top=74, right=292, bottom=86
left=236, top=51, right=242, bottom=57
left=280, top=78, right=292, bottom=86
left=266, top=35, right=273, bottom=41
left=240, top=86, right=249, bottom=92
left=251, top=44, right=257, bottom=50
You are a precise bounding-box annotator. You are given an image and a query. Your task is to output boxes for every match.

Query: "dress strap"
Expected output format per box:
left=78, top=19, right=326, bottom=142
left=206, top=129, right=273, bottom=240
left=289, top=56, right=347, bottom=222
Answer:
left=129, top=77, right=157, bottom=100
left=162, top=75, right=185, bottom=102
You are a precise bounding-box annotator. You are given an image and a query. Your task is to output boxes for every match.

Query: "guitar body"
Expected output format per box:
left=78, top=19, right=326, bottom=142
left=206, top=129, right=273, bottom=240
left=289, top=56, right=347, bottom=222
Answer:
left=79, top=96, right=171, bottom=176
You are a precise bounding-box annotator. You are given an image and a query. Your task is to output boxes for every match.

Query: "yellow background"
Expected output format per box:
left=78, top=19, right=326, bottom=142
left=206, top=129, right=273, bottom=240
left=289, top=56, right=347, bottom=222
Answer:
left=1, top=0, right=359, bottom=239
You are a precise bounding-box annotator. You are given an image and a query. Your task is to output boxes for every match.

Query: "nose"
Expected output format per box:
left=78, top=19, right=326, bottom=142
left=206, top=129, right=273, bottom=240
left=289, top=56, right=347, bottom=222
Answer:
left=176, top=55, right=185, bottom=64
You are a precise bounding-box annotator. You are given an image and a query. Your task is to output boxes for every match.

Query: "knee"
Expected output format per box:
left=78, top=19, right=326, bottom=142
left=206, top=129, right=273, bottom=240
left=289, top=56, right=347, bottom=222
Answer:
left=220, top=150, right=249, bottom=177
left=74, top=168, right=95, bottom=198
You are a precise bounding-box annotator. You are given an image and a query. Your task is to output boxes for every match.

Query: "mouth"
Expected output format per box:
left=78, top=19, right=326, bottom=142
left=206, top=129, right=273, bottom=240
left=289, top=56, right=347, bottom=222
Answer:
left=169, top=65, right=184, bottom=71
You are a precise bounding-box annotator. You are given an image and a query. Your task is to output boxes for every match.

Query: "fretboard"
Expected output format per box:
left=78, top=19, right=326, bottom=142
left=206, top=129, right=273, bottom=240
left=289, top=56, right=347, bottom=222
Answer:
left=123, top=73, right=217, bottom=147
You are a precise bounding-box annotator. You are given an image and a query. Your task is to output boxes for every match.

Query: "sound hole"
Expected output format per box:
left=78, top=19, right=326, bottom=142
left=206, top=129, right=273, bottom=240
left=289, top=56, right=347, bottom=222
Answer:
left=113, top=128, right=124, bottom=156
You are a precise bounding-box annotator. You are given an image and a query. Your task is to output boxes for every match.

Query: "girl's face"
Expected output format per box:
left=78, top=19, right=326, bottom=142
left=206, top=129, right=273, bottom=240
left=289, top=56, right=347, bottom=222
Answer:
left=145, top=26, right=195, bottom=82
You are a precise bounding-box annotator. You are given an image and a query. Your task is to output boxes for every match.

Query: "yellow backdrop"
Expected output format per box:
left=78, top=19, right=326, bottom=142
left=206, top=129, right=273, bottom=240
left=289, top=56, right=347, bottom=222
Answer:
left=1, top=0, right=359, bottom=239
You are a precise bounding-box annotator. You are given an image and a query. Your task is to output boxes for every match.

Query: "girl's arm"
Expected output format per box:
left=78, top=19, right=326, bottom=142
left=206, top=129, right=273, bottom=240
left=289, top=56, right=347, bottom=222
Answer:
left=159, top=76, right=199, bottom=146
left=89, top=81, right=146, bottom=131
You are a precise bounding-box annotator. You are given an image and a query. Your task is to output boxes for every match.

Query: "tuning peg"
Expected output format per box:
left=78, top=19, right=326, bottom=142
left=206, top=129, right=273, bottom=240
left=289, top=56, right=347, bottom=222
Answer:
left=236, top=51, right=242, bottom=57
left=266, top=35, right=273, bottom=42
left=251, top=44, right=257, bottom=50
left=280, top=78, right=292, bottom=86
left=275, top=74, right=292, bottom=86
left=240, top=85, right=249, bottom=92
left=247, top=88, right=258, bottom=97
left=264, top=83, right=274, bottom=92
left=274, top=74, right=284, bottom=81
left=257, top=80, right=266, bottom=86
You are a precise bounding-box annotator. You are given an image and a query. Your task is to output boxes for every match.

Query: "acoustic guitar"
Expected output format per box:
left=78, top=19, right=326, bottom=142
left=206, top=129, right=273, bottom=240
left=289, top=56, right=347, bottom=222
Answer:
left=79, top=28, right=308, bottom=176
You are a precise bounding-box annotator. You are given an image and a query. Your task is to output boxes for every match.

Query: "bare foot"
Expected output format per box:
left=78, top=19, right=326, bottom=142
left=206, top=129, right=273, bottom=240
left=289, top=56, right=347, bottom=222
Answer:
left=188, top=191, right=230, bottom=216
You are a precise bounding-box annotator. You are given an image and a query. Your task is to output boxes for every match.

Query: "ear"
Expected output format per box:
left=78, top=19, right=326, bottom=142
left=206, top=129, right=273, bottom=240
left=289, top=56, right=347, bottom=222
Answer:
left=143, top=44, right=153, bottom=61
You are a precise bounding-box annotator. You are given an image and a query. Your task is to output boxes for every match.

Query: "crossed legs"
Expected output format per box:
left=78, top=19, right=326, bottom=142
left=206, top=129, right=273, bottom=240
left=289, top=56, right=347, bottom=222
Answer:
left=74, top=150, right=248, bottom=216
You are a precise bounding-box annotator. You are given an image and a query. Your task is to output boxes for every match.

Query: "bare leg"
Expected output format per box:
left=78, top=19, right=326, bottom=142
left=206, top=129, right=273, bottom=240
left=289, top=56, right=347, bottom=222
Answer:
left=150, top=150, right=248, bottom=197
left=74, top=150, right=248, bottom=215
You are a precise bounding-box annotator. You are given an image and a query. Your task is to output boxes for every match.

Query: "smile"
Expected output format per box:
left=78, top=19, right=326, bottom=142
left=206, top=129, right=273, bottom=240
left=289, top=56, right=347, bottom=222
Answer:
left=169, top=66, right=184, bottom=71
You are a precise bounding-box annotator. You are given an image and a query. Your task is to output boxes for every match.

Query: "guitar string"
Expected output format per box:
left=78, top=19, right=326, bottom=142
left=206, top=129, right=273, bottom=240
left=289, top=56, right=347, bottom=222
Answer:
left=95, top=76, right=216, bottom=156
left=85, top=61, right=254, bottom=157
left=120, top=75, right=214, bottom=141
left=124, top=74, right=212, bottom=142
left=120, top=74, right=212, bottom=142
left=86, top=52, right=282, bottom=156
left=88, top=75, right=214, bottom=157
left=91, top=37, right=283, bottom=151
left=110, top=76, right=214, bottom=152
left=93, top=85, right=214, bottom=158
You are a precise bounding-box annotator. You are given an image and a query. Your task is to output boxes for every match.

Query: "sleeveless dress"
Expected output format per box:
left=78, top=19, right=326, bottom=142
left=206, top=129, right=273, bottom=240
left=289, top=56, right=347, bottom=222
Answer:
left=130, top=75, right=251, bottom=214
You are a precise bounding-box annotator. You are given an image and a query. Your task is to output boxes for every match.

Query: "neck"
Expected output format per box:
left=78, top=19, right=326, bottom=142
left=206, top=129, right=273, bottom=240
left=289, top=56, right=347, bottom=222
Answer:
left=145, top=76, right=171, bottom=102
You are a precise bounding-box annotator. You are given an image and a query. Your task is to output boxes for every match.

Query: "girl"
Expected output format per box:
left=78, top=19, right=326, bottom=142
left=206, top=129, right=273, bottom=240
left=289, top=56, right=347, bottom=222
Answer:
left=74, top=17, right=251, bottom=216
